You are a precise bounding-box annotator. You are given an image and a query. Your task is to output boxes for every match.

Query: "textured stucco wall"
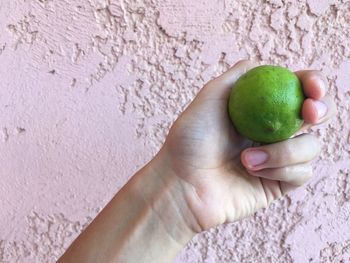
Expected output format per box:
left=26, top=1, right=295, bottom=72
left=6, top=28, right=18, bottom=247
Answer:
left=0, top=0, right=349, bottom=262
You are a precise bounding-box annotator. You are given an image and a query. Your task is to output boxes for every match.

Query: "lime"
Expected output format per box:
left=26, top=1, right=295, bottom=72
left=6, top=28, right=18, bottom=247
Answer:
left=228, top=65, right=305, bottom=144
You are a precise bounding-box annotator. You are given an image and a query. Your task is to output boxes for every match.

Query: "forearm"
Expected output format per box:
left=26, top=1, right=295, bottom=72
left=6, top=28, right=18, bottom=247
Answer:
left=58, top=150, right=196, bottom=263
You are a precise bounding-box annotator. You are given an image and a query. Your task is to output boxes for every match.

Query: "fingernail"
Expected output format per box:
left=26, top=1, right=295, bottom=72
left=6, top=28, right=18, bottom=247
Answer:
left=315, top=100, right=327, bottom=118
left=245, top=150, right=269, bottom=168
left=316, top=78, right=326, bottom=97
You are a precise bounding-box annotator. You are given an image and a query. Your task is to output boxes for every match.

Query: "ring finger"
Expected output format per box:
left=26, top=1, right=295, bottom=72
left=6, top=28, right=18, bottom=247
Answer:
left=247, top=163, right=313, bottom=186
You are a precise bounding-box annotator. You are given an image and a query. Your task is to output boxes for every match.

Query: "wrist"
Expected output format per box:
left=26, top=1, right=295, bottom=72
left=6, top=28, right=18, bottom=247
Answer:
left=132, top=147, right=199, bottom=245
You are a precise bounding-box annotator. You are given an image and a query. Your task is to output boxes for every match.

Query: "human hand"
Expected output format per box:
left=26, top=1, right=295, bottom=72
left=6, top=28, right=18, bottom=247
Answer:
left=154, top=60, right=337, bottom=232
left=58, top=60, right=337, bottom=263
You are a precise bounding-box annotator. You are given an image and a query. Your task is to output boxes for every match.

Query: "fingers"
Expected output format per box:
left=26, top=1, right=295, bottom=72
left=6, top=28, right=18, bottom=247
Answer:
left=301, top=95, right=337, bottom=127
left=247, top=163, right=313, bottom=186
left=295, top=70, right=327, bottom=100
left=200, top=60, right=259, bottom=100
left=242, top=135, right=318, bottom=197
left=241, top=134, right=320, bottom=171
left=251, top=164, right=312, bottom=202
left=297, top=70, right=337, bottom=126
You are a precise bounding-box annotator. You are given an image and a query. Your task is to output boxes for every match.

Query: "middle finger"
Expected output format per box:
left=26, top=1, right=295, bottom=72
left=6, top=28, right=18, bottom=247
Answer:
left=241, top=134, right=320, bottom=171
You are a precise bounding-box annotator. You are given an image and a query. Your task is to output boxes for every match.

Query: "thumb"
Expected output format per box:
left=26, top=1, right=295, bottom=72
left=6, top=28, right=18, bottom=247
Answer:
left=198, top=60, right=259, bottom=100
left=175, top=60, right=259, bottom=124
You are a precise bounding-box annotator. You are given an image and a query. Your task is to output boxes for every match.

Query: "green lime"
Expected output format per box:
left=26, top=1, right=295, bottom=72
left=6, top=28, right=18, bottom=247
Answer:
left=228, top=65, right=305, bottom=144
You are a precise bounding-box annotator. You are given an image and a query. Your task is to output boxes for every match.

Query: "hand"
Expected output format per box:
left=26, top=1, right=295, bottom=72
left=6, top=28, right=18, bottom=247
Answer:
left=58, top=60, right=337, bottom=263
left=155, top=60, right=337, bottom=232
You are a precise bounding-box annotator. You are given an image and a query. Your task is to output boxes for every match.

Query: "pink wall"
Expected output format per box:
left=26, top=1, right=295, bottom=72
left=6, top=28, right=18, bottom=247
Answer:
left=0, top=0, right=349, bottom=262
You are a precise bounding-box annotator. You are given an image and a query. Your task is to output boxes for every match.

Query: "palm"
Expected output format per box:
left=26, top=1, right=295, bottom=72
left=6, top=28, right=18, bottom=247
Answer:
left=165, top=95, right=276, bottom=230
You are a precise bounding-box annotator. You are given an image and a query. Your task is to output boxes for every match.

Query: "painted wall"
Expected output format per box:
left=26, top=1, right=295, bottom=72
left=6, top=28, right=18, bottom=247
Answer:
left=0, top=0, right=349, bottom=262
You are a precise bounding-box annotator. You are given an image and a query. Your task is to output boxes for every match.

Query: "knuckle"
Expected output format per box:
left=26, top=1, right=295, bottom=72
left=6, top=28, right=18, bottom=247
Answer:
left=310, top=70, right=322, bottom=76
left=305, top=165, right=314, bottom=179
left=204, top=79, right=216, bottom=89
left=274, top=167, right=289, bottom=182
left=304, top=70, right=324, bottom=80
left=314, top=140, right=321, bottom=156
left=300, top=133, right=314, bottom=141
left=265, top=140, right=294, bottom=166
left=282, top=166, right=292, bottom=177
left=278, top=141, right=295, bottom=164
left=325, top=96, right=338, bottom=116
left=236, top=59, right=258, bottom=70
left=308, top=135, right=321, bottom=155
left=301, top=165, right=314, bottom=184
left=295, top=165, right=313, bottom=186
left=236, top=59, right=251, bottom=66
left=203, top=82, right=211, bottom=89
left=300, top=134, right=321, bottom=159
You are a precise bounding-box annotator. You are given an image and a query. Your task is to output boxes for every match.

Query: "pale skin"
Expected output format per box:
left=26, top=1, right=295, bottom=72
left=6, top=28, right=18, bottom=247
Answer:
left=58, top=60, right=337, bottom=263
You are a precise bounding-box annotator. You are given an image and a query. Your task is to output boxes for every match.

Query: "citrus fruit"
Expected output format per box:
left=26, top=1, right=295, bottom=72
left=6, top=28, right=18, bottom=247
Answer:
left=228, top=65, right=305, bottom=144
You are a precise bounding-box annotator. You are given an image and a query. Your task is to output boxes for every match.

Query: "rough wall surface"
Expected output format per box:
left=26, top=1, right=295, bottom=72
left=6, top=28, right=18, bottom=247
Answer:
left=0, top=0, right=349, bottom=262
